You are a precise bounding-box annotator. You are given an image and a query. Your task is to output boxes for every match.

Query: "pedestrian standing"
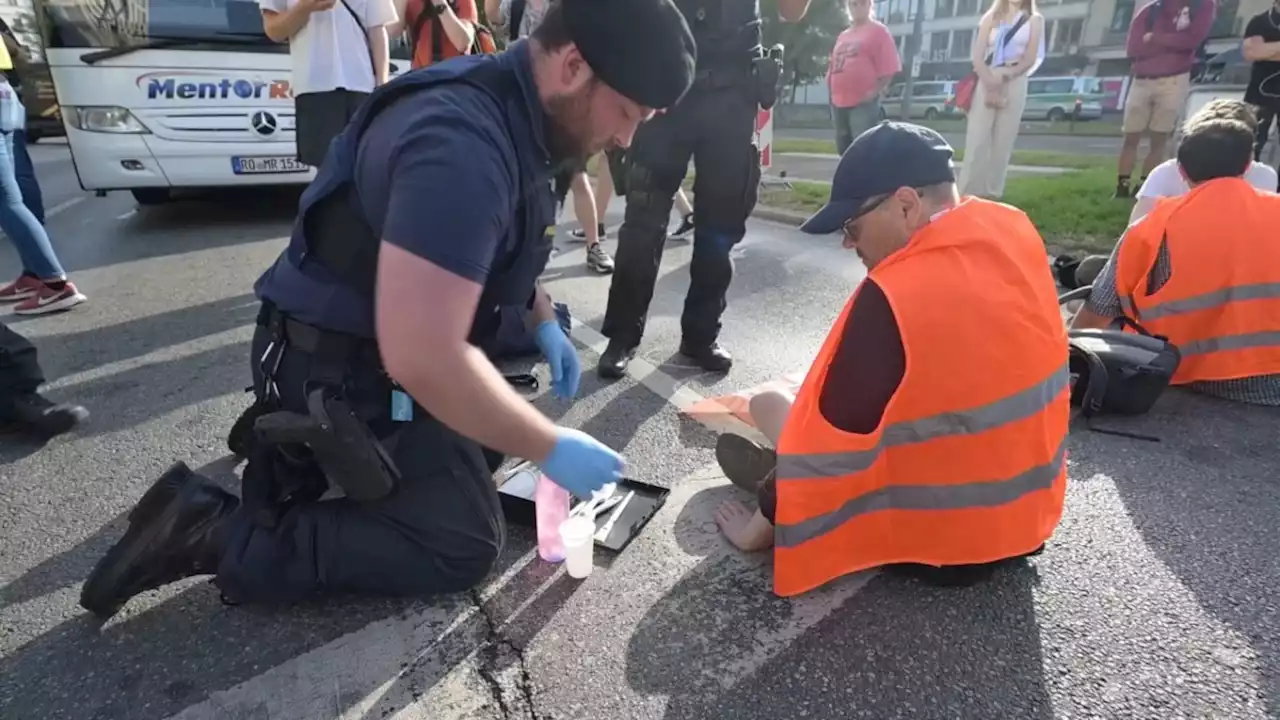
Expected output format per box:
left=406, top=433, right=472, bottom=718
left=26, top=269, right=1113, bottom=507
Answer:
left=1242, top=0, right=1280, bottom=181
left=260, top=0, right=399, bottom=168
left=596, top=0, right=813, bottom=379
left=958, top=0, right=1044, bottom=199
left=0, top=19, right=44, bottom=223
left=1113, top=0, right=1215, bottom=199
left=0, top=37, right=84, bottom=315
left=827, top=0, right=900, bottom=155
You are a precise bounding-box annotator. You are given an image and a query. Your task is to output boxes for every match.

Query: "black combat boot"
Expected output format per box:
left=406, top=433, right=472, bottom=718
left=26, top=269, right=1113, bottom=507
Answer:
left=1, top=392, right=88, bottom=437
left=597, top=339, right=636, bottom=380
left=679, top=341, right=733, bottom=372
left=80, top=462, right=239, bottom=618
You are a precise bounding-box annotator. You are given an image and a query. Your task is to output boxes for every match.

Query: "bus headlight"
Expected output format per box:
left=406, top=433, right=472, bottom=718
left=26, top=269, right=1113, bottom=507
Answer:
left=68, top=107, right=150, bottom=134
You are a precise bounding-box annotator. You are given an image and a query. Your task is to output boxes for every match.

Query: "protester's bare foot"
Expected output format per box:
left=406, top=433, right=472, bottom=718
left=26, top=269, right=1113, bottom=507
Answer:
left=714, top=500, right=774, bottom=552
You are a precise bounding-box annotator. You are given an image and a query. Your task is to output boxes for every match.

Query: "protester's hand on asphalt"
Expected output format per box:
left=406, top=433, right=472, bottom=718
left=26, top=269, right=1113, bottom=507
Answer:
left=534, top=320, right=581, bottom=399
left=542, top=427, right=626, bottom=499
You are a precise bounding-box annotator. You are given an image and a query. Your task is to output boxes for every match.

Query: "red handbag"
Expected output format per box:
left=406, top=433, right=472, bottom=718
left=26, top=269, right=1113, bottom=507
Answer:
left=951, top=13, right=1028, bottom=114
left=954, top=73, right=978, bottom=112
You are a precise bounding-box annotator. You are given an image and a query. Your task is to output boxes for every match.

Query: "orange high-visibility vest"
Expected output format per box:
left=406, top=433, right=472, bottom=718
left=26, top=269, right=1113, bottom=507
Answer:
left=773, top=198, right=1070, bottom=598
left=1115, top=177, right=1280, bottom=385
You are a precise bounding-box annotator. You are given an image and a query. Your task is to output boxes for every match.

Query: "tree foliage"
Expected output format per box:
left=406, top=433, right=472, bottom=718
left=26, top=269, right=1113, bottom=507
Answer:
left=760, top=0, right=850, bottom=97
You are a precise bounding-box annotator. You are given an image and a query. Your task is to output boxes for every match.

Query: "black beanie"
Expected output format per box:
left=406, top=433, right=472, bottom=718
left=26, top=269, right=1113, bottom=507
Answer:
left=561, top=0, right=697, bottom=110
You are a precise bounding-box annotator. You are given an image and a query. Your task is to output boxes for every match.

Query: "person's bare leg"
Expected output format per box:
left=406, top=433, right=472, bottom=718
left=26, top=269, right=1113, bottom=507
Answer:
left=674, top=187, right=693, bottom=217
left=570, top=172, right=599, bottom=246
left=593, top=159, right=614, bottom=219
left=1117, top=133, right=1142, bottom=179
left=714, top=388, right=794, bottom=551
left=749, top=389, right=794, bottom=445
left=715, top=501, right=775, bottom=551
left=1142, top=132, right=1170, bottom=178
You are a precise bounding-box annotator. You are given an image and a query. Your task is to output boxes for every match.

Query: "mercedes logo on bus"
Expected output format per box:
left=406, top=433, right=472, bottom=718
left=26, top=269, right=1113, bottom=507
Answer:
left=250, top=111, right=278, bottom=137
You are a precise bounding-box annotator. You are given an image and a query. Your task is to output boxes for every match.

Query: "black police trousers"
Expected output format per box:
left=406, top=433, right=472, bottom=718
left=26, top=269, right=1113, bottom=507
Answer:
left=601, top=78, right=762, bottom=349
left=213, top=319, right=506, bottom=605
left=0, top=321, right=44, bottom=402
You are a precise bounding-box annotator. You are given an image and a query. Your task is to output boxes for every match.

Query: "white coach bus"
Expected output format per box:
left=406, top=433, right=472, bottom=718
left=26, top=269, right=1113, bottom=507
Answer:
left=32, top=0, right=409, bottom=205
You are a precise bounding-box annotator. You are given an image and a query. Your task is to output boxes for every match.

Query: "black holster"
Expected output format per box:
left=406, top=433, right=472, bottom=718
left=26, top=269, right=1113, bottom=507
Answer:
left=237, top=305, right=403, bottom=528
left=253, top=386, right=401, bottom=504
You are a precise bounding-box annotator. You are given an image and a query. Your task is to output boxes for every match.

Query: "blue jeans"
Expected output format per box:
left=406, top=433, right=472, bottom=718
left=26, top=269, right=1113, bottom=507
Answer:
left=0, top=132, right=61, bottom=279
left=12, top=130, right=44, bottom=224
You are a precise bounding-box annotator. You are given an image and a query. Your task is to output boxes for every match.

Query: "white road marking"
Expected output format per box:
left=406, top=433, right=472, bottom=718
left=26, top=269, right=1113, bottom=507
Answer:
left=45, top=196, right=85, bottom=220
left=116, top=209, right=136, bottom=220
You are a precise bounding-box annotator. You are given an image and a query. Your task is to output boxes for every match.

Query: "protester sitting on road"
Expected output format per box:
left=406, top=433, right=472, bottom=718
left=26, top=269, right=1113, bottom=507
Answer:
left=1129, top=99, right=1278, bottom=224
left=79, top=0, right=695, bottom=618
left=0, top=38, right=85, bottom=315
left=712, top=122, right=1069, bottom=596
left=1072, top=112, right=1280, bottom=406
left=0, top=320, right=88, bottom=437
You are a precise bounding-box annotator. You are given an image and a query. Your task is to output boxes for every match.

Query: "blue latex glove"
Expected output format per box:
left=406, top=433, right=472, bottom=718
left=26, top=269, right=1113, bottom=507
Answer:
left=542, top=427, right=626, bottom=499
left=534, top=319, right=580, bottom=399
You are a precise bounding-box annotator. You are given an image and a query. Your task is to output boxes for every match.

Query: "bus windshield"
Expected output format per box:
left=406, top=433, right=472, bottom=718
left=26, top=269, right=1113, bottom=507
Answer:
left=36, top=0, right=283, bottom=53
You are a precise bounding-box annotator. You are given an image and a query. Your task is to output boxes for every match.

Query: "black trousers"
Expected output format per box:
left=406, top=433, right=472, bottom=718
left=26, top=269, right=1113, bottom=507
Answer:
left=0, top=321, right=44, bottom=402
left=601, top=79, right=761, bottom=349
left=213, top=320, right=506, bottom=604
left=294, top=90, right=369, bottom=168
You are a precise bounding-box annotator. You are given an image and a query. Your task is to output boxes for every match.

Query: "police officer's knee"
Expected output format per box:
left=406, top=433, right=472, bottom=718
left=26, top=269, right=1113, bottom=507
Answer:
left=402, top=536, right=501, bottom=596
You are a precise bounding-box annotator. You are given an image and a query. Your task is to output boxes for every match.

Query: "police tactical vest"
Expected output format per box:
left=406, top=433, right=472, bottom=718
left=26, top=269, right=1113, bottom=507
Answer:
left=674, top=0, right=763, bottom=69
left=286, top=54, right=556, bottom=345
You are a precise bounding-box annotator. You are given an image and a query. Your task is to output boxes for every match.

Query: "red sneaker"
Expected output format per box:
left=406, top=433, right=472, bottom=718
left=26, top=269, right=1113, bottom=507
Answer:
left=0, top=275, right=43, bottom=302
left=14, top=281, right=87, bottom=315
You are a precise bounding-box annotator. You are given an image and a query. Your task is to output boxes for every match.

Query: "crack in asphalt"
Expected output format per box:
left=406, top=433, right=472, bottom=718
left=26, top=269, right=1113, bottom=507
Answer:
left=470, top=589, right=539, bottom=720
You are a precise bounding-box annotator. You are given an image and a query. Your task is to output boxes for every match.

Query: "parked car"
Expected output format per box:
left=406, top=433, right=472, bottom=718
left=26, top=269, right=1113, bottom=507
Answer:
left=1022, top=75, right=1105, bottom=121
left=878, top=81, right=961, bottom=120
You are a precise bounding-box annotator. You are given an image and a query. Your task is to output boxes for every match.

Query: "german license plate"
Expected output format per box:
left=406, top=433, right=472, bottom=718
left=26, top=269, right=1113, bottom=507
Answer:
left=231, top=156, right=307, bottom=174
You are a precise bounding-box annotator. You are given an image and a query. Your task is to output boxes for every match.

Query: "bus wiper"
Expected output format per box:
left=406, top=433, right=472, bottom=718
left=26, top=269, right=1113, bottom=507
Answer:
left=79, top=33, right=274, bottom=65
left=80, top=39, right=199, bottom=65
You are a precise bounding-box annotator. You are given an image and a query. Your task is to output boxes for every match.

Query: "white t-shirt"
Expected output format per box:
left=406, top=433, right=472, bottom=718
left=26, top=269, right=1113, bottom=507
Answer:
left=1137, top=158, right=1279, bottom=199
left=259, top=0, right=398, bottom=96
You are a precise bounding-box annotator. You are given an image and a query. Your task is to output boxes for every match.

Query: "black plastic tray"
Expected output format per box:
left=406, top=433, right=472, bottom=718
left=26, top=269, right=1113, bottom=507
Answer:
left=496, top=465, right=668, bottom=553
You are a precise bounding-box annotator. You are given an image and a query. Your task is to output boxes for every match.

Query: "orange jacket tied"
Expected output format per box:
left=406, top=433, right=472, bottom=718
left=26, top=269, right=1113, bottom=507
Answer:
left=1115, top=177, right=1280, bottom=385
left=773, top=199, right=1070, bottom=598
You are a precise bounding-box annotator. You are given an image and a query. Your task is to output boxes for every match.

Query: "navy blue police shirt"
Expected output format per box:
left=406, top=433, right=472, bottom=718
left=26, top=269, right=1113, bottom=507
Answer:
left=254, top=43, right=553, bottom=338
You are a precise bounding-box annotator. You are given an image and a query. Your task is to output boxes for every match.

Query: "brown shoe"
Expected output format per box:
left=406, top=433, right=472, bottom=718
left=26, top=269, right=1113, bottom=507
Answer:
left=715, top=433, right=776, bottom=492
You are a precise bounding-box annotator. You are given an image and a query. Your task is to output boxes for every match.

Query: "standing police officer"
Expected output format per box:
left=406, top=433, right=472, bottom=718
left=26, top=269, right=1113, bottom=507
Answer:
left=596, top=0, right=811, bottom=379
left=79, top=0, right=696, bottom=617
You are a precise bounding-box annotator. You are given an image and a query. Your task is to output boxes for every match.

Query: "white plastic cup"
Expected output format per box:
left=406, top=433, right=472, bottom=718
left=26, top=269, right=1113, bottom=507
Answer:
left=559, top=516, right=596, bottom=579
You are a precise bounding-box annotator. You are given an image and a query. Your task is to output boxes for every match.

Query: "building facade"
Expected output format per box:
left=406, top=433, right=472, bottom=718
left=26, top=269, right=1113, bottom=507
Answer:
left=873, top=0, right=1264, bottom=81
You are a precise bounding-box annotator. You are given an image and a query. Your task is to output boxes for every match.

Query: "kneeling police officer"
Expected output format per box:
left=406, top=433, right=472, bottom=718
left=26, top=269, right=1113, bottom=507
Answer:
left=79, top=0, right=697, bottom=617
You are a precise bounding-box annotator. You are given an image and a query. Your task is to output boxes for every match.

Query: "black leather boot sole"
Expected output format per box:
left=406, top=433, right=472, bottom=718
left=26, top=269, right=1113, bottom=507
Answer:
left=597, top=341, right=636, bottom=380
left=80, top=462, right=236, bottom=618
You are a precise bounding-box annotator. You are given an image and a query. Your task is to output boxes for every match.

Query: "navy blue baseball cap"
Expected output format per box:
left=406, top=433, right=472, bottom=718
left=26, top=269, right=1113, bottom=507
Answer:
left=800, top=121, right=957, bottom=235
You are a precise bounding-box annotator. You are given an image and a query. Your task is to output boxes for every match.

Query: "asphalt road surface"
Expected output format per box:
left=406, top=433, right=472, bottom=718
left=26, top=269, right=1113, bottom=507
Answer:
left=778, top=126, right=1124, bottom=157
left=1, top=141, right=1277, bottom=720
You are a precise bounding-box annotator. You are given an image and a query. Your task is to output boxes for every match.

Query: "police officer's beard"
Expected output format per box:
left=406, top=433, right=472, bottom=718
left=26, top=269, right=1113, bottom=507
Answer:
left=544, top=81, right=601, bottom=170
